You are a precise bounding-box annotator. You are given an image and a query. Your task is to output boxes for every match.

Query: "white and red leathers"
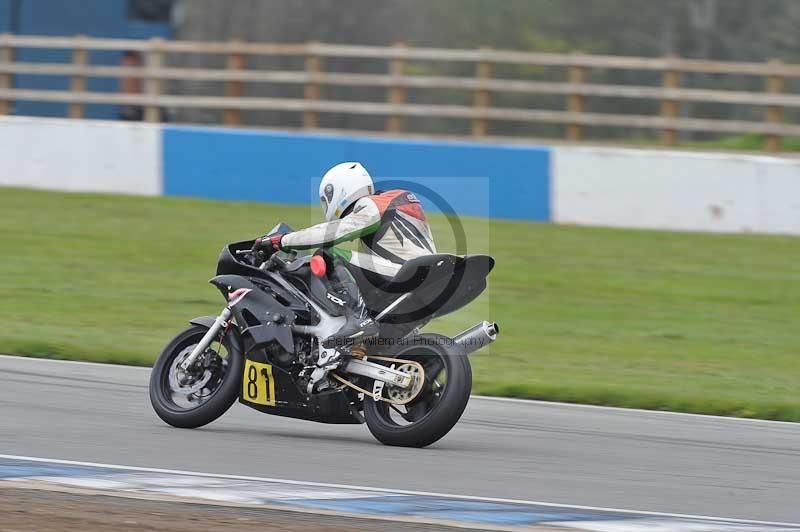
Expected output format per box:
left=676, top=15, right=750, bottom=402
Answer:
left=281, top=189, right=437, bottom=279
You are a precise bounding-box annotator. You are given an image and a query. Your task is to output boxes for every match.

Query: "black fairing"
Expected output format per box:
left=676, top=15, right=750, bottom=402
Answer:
left=216, top=223, right=293, bottom=278
left=241, top=348, right=363, bottom=424
left=208, top=271, right=361, bottom=424
left=216, top=240, right=271, bottom=279
left=210, top=275, right=298, bottom=354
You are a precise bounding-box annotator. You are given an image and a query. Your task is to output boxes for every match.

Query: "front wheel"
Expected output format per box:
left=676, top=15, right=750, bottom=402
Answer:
left=364, top=333, right=472, bottom=448
left=149, top=325, right=243, bottom=429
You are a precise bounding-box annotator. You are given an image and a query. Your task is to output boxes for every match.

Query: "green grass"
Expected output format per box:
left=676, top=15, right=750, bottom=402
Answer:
left=625, top=134, right=800, bottom=153
left=683, top=134, right=800, bottom=153
left=2, top=187, right=799, bottom=420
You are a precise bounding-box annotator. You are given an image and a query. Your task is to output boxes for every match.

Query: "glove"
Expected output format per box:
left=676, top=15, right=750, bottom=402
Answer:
left=254, top=233, right=284, bottom=252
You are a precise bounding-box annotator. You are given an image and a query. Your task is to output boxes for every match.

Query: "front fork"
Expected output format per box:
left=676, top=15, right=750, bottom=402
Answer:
left=179, top=307, right=232, bottom=371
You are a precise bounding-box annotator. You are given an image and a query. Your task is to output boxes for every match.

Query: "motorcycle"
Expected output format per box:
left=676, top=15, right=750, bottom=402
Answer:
left=149, top=223, right=499, bottom=447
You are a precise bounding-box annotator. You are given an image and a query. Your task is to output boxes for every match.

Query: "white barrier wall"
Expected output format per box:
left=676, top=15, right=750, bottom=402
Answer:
left=552, top=147, right=800, bottom=235
left=0, top=117, right=161, bottom=196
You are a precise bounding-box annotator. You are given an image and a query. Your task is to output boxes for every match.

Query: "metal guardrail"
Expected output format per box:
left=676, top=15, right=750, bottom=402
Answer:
left=0, top=34, right=798, bottom=151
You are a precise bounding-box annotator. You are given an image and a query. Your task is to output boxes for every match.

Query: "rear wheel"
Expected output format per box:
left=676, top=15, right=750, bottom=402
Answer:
left=364, top=333, right=471, bottom=448
left=149, top=325, right=243, bottom=429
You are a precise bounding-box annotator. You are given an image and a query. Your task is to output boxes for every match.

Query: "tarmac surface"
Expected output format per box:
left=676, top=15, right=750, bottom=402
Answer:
left=1, top=355, right=799, bottom=523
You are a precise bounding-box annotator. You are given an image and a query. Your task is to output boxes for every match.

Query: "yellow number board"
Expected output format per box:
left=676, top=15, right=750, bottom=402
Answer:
left=242, top=359, right=276, bottom=407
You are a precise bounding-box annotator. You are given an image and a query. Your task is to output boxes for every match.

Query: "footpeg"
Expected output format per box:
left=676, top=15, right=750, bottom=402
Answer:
left=316, top=347, right=343, bottom=368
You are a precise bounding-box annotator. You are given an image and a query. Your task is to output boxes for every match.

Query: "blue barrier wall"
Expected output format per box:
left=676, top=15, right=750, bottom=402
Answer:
left=162, top=127, right=551, bottom=221
left=2, top=0, right=171, bottom=119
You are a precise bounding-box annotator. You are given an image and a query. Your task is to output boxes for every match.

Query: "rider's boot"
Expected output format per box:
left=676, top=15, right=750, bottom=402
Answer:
left=322, top=261, right=380, bottom=349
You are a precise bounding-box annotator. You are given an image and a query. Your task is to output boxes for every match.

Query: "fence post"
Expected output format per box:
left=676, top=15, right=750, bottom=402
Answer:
left=223, top=39, right=245, bottom=126
left=304, top=42, right=321, bottom=129
left=472, top=47, right=493, bottom=137
left=660, top=54, right=682, bottom=147
left=566, top=54, right=587, bottom=141
left=144, top=37, right=163, bottom=123
left=764, top=59, right=785, bottom=153
left=386, top=42, right=407, bottom=133
left=0, top=34, right=14, bottom=115
left=69, top=35, right=88, bottom=119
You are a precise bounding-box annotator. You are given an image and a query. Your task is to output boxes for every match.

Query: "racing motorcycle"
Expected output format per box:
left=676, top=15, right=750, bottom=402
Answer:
left=149, top=223, right=499, bottom=447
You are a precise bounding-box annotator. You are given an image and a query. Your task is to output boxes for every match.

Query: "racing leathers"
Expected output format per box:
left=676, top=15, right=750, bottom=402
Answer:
left=280, top=189, right=437, bottom=347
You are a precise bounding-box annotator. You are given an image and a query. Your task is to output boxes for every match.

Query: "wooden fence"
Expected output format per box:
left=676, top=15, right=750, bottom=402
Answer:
left=0, top=34, right=799, bottom=151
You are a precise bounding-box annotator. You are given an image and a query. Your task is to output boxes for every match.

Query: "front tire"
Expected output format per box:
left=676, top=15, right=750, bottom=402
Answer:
left=149, top=325, right=243, bottom=429
left=364, top=333, right=472, bottom=448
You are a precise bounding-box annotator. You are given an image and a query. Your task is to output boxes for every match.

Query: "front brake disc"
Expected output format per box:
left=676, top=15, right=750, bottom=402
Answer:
left=168, top=345, right=214, bottom=396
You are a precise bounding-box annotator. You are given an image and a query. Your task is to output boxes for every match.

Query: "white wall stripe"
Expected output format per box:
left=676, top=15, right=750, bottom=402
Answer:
left=0, top=116, right=161, bottom=196
left=552, top=146, right=800, bottom=235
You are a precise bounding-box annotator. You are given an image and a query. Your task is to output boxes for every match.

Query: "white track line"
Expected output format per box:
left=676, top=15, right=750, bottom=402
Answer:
left=2, top=353, right=797, bottom=427
left=0, top=354, right=150, bottom=370
left=472, top=395, right=800, bottom=427
left=1, top=454, right=798, bottom=528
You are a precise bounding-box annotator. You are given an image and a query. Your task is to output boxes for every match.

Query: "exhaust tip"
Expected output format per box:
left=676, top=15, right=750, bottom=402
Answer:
left=454, top=321, right=500, bottom=355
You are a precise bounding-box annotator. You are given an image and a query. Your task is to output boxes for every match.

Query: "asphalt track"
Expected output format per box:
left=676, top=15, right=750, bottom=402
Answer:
left=1, top=355, right=799, bottom=523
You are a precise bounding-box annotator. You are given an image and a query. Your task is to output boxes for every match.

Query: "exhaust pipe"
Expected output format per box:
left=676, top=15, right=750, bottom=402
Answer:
left=454, top=321, right=500, bottom=355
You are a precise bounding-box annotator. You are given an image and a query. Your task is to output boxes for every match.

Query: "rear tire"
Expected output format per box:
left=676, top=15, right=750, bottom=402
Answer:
left=149, top=325, right=243, bottom=429
left=364, top=333, right=472, bottom=448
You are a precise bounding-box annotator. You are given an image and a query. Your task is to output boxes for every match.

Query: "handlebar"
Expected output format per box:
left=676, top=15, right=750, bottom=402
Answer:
left=234, top=240, right=297, bottom=270
left=234, top=246, right=269, bottom=267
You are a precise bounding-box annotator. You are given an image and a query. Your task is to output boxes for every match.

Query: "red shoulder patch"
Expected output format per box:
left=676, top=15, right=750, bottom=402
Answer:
left=396, top=202, right=426, bottom=221
left=367, top=189, right=406, bottom=216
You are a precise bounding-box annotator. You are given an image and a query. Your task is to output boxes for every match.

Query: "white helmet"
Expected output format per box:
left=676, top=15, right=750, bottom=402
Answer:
left=319, top=162, right=374, bottom=222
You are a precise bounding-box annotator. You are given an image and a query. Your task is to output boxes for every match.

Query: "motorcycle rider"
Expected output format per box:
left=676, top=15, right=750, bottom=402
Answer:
left=254, top=162, right=436, bottom=349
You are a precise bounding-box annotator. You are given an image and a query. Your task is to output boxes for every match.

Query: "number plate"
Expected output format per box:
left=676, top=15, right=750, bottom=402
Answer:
left=242, top=359, right=276, bottom=406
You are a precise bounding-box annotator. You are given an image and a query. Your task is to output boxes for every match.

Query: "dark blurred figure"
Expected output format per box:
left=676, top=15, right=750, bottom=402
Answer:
left=119, top=50, right=144, bottom=121
left=129, top=0, right=174, bottom=21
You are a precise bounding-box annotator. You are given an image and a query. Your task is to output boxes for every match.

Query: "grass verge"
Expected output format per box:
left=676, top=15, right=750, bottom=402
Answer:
left=1, top=187, right=798, bottom=420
